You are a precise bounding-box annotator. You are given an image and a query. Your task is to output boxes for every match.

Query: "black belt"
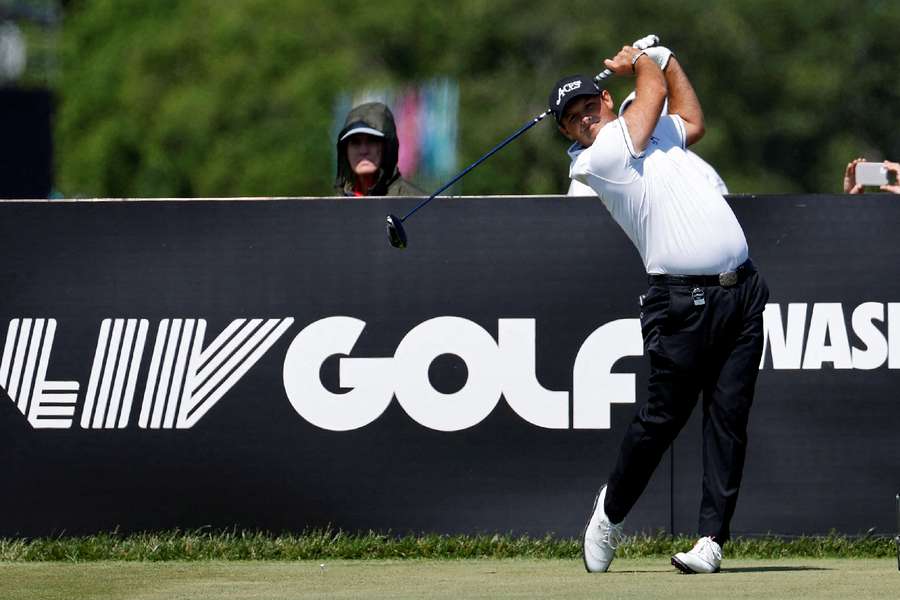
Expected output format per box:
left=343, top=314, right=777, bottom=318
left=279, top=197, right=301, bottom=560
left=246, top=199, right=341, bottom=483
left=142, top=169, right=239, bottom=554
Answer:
left=648, top=259, right=755, bottom=288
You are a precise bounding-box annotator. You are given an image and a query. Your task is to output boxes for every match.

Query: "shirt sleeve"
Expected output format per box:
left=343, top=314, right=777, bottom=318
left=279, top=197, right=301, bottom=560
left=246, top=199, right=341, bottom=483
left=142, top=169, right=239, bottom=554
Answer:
left=618, top=116, right=644, bottom=159
left=657, top=114, right=687, bottom=150
left=567, top=178, right=597, bottom=196
left=570, top=121, right=634, bottom=185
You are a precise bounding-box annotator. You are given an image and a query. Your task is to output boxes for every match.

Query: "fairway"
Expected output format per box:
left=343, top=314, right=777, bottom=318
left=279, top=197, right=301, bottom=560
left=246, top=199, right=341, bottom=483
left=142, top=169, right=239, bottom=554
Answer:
left=1, top=559, right=896, bottom=599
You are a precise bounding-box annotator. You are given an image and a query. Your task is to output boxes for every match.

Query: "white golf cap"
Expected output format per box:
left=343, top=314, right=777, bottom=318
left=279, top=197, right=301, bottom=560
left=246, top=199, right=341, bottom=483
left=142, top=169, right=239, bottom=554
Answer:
left=339, top=124, right=386, bottom=142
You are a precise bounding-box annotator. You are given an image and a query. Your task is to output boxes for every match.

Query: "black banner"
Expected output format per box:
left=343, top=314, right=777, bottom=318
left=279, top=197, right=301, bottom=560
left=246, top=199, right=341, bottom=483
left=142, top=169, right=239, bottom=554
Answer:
left=0, top=195, right=897, bottom=538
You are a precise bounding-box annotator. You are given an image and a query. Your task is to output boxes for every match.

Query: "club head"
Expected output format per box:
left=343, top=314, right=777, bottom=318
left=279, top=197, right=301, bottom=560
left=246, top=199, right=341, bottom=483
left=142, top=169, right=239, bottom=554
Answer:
left=386, top=214, right=408, bottom=249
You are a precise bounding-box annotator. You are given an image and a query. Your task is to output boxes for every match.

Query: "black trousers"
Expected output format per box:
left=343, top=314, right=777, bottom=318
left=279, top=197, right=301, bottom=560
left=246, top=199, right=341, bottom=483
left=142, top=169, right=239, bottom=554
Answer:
left=604, top=262, right=769, bottom=544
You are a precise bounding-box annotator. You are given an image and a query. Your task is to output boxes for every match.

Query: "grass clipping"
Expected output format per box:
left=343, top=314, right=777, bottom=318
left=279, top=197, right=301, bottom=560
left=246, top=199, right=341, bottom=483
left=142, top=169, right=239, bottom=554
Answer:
left=0, top=529, right=896, bottom=562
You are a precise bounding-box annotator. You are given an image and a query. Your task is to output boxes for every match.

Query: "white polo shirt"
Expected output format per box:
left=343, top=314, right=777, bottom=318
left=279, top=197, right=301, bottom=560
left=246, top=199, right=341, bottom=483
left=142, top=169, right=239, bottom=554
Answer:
left=567, top=149, right=729, bottom=196
left=569, top=115, right=748, bottom=275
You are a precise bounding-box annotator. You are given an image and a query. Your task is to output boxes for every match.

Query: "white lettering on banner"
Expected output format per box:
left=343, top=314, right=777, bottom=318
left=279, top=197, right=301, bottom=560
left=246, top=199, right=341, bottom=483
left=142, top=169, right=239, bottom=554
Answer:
left=283, top=316, right=393, bottom=431
left=283, top=317, right=569, bottom=432
left=761, top=302, right=898, bottom=369
left=2, top=303, right=899, bottom=432
left=760, top=304, right=807, bottom=369
left=0, top=318, right=293, bottom=429
left=851, top=303, right=888, bottom=370
left=573, top=319, right=643, bottom=429
left=803, top=303, right=853, bottom=369
left=82, top=319, right=149, bottom=429
left=889, top=304, right=900, bottom=369
left=139, top=318, right=294, bottom=429
left=498, top=319, right=568, bottom=429
left=394, top=317, right=502, bottom=432
left=0, top=319, right=79, bottom=429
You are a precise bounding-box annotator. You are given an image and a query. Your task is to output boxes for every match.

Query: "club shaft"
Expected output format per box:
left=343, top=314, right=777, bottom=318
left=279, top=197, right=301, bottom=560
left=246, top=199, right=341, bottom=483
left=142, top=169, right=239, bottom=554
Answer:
left=400, top=110, right=550, bottom=222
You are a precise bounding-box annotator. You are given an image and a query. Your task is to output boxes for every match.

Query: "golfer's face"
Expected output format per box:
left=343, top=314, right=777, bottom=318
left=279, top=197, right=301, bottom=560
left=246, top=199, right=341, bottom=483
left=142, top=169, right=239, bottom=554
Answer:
left=347, top=134, right=383, bottom=176
left=560, top=96, right=605, bottom=146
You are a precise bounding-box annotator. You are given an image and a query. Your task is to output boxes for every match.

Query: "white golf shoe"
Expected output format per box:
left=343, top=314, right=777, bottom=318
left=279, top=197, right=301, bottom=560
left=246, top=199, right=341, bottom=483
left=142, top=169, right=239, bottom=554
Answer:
left=582, top=485, right=624, bottom=573
left=671, top=536, right=722, bottom=574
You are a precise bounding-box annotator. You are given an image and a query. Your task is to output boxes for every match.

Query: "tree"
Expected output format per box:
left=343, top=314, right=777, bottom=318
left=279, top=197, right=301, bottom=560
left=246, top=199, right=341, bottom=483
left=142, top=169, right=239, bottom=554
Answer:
left=55, top=0, right=900, bottom=197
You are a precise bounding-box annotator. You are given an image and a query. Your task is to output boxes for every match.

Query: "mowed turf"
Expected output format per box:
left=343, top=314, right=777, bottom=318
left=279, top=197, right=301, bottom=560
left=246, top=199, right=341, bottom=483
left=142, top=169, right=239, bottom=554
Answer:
left=1, top=559, right=897, bottom=599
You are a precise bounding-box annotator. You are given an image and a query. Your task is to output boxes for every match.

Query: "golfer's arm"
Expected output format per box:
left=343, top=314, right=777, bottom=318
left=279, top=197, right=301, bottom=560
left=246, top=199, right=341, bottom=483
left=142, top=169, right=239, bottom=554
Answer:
left=664, top=57, right=705, bottom=146
left=622, top=56, right=667, bottom=154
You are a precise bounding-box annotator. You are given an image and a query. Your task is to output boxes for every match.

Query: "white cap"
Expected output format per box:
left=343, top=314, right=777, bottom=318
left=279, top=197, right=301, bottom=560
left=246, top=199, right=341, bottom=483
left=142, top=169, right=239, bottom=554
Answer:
left=340, top=126, right=385, bottom=142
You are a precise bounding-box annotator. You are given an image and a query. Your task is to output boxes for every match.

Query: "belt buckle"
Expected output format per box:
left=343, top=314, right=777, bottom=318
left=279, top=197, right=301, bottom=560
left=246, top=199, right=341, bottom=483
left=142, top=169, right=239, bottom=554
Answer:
left=718, top=271, right=738, bottom=287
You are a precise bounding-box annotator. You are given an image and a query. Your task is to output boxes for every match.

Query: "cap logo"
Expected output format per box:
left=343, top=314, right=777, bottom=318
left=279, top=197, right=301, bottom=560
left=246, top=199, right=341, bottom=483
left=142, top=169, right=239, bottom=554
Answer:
left=556, top=80, right=582, bottom=106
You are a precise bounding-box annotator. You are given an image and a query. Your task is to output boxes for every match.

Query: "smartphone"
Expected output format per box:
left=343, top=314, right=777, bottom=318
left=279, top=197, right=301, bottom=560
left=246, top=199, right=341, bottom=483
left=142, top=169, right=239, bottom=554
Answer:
left=856, top=162, right=895, bottom=186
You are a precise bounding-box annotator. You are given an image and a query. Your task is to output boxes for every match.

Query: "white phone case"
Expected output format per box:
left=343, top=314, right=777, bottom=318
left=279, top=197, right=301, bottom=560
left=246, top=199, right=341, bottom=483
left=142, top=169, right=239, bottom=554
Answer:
left=856, top=162, right=889, bottom=186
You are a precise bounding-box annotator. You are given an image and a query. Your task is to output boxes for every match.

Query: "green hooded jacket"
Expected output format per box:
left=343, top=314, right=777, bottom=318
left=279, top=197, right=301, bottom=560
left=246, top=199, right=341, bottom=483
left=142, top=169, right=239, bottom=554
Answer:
left=334, top=102, right=424, bottom=197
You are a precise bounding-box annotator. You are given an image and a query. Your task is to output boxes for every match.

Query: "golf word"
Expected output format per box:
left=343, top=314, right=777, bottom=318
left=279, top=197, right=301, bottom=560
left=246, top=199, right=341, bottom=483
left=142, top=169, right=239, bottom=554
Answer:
left=2, top=301, right=898, bottom=430
left=282, top=316, right=640, bottom=432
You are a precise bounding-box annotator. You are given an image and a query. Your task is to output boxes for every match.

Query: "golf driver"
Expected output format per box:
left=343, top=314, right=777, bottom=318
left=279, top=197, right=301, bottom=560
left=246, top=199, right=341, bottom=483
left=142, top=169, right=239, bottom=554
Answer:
left=385, top=34, right=660, bottom=249
left=386, top=109, right=549, bottom=249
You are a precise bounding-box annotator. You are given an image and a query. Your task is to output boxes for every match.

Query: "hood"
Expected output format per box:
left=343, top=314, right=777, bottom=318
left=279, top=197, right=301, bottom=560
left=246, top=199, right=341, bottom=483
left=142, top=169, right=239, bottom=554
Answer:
left=335, top=102, right=402, bottom=195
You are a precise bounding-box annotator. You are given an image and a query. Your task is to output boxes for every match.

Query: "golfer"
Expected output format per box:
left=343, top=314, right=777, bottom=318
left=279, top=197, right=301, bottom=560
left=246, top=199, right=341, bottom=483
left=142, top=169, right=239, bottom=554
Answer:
left=568, top=90, right=729, bottom=197
left=550, top=44, right=769, bottom=574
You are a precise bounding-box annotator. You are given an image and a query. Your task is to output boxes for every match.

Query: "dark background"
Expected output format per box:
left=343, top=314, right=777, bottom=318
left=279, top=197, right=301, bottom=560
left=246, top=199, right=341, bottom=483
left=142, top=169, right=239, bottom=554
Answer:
left=0, top=89, right=53, bottom=200
left=0, top=195, right=897, bottom=538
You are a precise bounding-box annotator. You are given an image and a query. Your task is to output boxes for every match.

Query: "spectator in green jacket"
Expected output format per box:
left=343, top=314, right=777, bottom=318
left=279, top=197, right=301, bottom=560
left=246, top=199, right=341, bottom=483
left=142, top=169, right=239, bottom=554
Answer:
left=335, top=102, right=423, bottom=197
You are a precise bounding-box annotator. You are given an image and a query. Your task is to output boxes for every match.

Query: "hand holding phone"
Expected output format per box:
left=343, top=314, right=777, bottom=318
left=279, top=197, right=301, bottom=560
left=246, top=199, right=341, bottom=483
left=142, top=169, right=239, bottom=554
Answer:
left=854, top=162, right=894, bottom=187
left=881, top=161, right=900, bottom=194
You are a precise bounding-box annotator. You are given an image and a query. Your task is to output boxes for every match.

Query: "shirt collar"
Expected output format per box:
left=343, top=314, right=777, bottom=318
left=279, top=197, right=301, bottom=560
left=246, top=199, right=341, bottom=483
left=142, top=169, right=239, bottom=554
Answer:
left=566, top=141, right=586, bottom=162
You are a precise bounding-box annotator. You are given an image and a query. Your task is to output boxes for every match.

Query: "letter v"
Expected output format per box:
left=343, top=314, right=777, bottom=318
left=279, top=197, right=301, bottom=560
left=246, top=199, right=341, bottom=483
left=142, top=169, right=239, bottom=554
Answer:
left=139, top=318, right=294, bottom=429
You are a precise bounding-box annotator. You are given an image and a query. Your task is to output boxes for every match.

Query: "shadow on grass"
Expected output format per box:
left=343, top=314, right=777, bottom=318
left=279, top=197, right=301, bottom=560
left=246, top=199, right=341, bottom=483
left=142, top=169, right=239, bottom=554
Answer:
left=721, top=566, right=831, bottom=573
left=610, top=565, right=832, bottom=575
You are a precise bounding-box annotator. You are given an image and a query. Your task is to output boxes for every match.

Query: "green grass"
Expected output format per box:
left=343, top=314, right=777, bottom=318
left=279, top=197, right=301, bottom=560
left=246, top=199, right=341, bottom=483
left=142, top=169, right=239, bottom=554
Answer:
left=0, top=530, right=895, bottom=561
left=1, top=559, right=897, bottom=600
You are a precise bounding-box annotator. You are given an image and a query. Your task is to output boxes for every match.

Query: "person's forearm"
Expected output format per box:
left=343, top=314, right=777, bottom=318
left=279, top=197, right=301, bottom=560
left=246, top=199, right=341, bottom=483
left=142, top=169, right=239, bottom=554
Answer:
left=664, top=57, right=705, bottom=143
left=635, top=54, right=667, bottom=107
left=622, top=54, right=667, bottom=152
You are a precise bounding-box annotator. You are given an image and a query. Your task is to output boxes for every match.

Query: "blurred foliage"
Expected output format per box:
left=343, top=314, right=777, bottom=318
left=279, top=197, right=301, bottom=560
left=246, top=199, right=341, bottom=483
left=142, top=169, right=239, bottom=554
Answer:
left=0, top=0, right=61, bottom=87
left=54, top=0, right=900, bottom=197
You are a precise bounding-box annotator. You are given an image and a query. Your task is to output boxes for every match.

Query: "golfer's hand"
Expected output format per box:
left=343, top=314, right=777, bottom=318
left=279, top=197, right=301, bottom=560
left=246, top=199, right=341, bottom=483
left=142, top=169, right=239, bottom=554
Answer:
left=644, top=46, right=674, bottom=71
left=880, top=160, right=900, bottom=194
left=603, top=46, right=646, bottom=78
left=843, top=158, right=865, bottom=194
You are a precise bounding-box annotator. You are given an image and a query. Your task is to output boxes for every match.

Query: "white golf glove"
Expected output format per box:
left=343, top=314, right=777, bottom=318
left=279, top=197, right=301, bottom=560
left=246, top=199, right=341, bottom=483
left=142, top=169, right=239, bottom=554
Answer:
left=631, top=34, right=659, bottom=50
left=643, top=46, right=674, bottom=71
left=629, top=35, right=673, bottom=71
